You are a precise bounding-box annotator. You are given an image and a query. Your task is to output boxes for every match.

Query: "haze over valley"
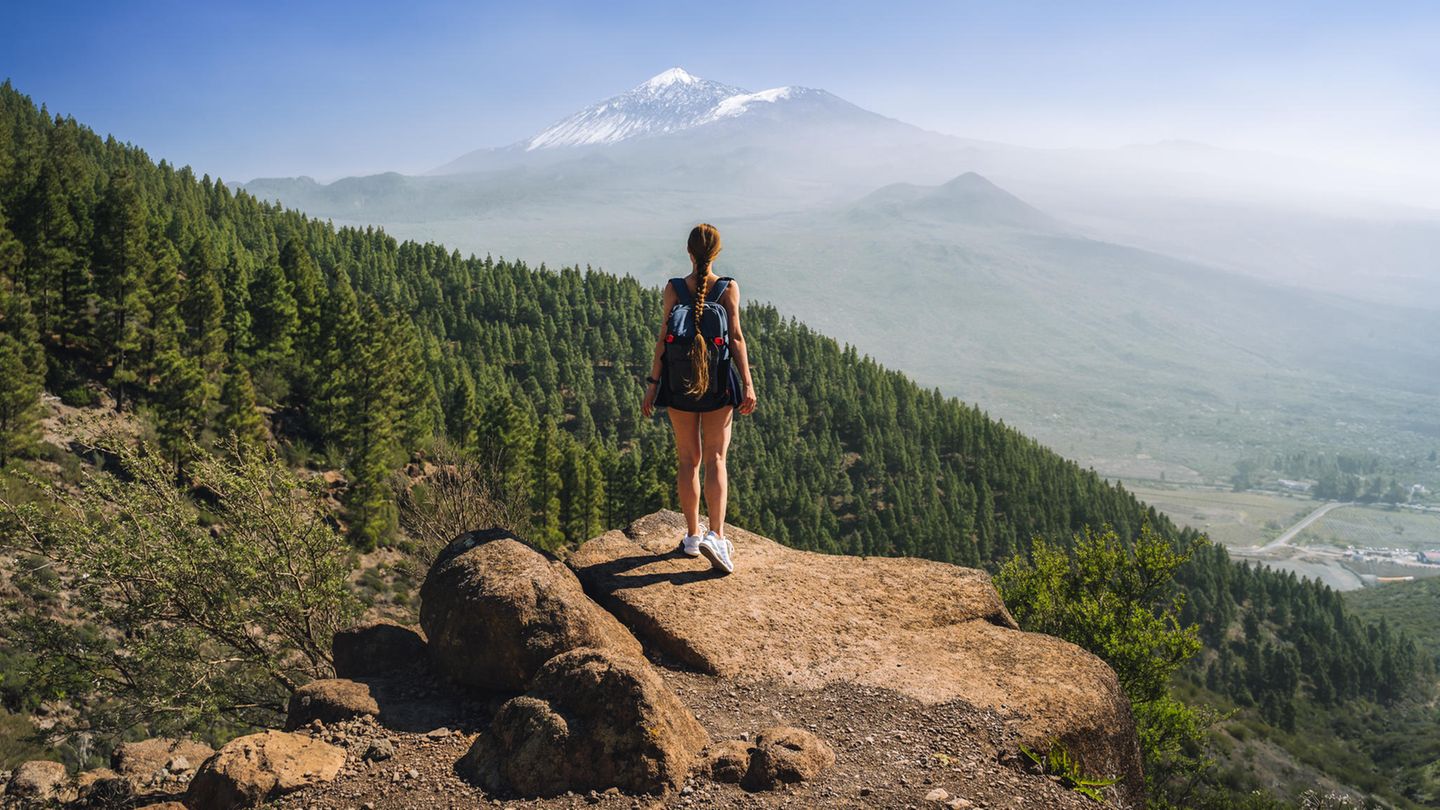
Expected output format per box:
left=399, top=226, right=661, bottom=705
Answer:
left=243, top=67, right=1440, bottom=497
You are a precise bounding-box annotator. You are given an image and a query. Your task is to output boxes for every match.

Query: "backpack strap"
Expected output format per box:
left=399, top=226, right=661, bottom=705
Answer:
left=707, top=276, right=733, bottom=302
left=669, top=277, right=692, bottom=305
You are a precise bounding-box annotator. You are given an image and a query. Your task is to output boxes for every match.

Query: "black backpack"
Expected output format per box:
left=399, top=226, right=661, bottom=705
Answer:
left=664, top=276, right=733, bottom=399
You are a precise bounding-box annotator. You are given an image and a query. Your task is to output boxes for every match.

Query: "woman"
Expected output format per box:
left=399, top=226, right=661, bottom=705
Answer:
left=641, top=224, right=757, bottom=574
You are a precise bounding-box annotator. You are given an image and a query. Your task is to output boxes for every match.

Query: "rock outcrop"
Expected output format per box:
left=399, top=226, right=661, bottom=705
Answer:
left=420, top=529, right=644, bottom=691
left=6, top=760, right=70, bottom=803
left=285, top=678, right=380, bottom=730
left=185, top=730, right=345, bottom=810
left=332, top=621, right=427, bottom=678
left=459, top=647, right=708, bottom=797
left=570, top=510, right=1144, bottom=804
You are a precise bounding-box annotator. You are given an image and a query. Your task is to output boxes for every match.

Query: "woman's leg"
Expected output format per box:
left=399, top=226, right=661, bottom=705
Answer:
left=667, top=408, right=703, bottom=536
left=700, top=406, right=735, bottom=536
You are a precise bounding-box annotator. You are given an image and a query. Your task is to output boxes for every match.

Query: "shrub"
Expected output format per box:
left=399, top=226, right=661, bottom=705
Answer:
left=0, top=436, right=360, bottom=745
left=997, top=525, right=1217, bottom=806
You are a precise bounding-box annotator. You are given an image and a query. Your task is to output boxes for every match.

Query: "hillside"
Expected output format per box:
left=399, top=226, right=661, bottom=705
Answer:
left=1347, top=579, right=1440, bottom=665
left=0, top=81, right=1431, bottom=807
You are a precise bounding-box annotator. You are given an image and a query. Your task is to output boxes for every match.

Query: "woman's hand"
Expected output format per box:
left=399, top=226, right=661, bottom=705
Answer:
left=641, top=382, right=658, bottom=418
left=739, top=383, right=756, bottom=415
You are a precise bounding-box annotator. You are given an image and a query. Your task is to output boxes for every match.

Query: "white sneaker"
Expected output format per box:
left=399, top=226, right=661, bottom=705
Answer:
left=698, top=530, right=735, bottom=575
left=679, top=533, right=702, bottom=558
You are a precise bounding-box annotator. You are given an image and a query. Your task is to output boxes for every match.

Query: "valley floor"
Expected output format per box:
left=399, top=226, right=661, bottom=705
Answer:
left=1124, top=483, right=1440, bottom=592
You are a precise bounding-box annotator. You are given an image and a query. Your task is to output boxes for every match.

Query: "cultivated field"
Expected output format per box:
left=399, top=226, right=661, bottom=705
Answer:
left=1124, top=484, right=1315, bottom=547
left=1294, top=505, right=1440, bottom=552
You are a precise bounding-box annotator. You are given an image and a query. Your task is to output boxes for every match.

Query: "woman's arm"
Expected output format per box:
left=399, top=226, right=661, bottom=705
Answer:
left=641, top=283, right=676, bottom=417
left=722, top=281, right=757, bottom=415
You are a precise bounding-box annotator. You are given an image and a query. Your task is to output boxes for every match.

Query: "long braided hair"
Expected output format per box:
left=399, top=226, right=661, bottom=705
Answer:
left=685, top=223, right=723, bottom=396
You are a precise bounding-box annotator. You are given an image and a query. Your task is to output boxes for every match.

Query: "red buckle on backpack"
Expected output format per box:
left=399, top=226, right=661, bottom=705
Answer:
left=665, top=334, right=674, bottom=343
left=713, top=336, right=723, bottom=346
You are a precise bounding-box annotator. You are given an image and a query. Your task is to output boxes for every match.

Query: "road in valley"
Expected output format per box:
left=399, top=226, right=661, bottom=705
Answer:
left=1258, top=501, right=1350, bottom=552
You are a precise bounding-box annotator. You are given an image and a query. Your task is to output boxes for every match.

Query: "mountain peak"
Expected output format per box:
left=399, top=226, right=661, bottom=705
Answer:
left=523, top=69, right=744, bottom=151
left=639, top=67, right=700, bottom=89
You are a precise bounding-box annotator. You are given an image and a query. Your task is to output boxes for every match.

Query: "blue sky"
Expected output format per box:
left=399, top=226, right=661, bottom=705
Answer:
left=4, top=0, right=1436, bottom=182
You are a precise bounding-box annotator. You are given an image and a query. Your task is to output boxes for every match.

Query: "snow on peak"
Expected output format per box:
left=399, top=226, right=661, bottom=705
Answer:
left=640, top=67, right=699, bottom=89
left=705, top=87, right=795, bottom=121
left=523, top=71, right=824, bottom=151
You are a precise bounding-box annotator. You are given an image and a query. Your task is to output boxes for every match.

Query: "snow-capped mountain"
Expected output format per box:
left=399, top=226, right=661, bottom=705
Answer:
left=523, top=68, right=745, bottom=150
left=429, top=67, right=919, bottom=176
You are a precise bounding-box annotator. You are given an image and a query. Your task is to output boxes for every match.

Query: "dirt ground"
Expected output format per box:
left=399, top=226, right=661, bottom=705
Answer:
left=255, top=660, right=1108, bottom=810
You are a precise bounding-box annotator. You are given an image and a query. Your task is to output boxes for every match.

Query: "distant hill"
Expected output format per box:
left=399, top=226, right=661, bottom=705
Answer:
left=845, top=172, right=1061, bottom=231
left=1346, top=579, right=1440, bottom=665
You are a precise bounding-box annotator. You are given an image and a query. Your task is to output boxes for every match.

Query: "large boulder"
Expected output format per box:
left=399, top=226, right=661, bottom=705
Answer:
left=284, top=678, right=380, bottom=730
left=332, top=621, right=427, bottom=678
left=420, top=528, right=643, bottom=691
left=458, top=647, right=708, bottom=797
left=6, top=760, right=69, bottom=802
left=570, top=510, right=1144, bottom=806
left=742, top=726, right=835, bottom=790
left=112, top=737, right=214, bottom=791
left=184, top=730, right=345, bottom=810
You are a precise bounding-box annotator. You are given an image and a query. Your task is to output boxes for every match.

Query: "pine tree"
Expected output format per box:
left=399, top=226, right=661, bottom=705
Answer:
left=18, top=116, right=93, bottom=343
left=181, top=236, right=228, bottom=379
left=220, top=363, right=266, bottom=446
left=249, top=260, right=297, bottom=368
left=152, top=346, right=206, bottom=470
left=0, top=210, right=45, bottom=465
left=92, top=168, right=152, bottom=405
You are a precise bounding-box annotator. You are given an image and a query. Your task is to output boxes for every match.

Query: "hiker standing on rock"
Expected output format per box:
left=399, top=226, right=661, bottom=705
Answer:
left=641, top=223, right=757, bottom=574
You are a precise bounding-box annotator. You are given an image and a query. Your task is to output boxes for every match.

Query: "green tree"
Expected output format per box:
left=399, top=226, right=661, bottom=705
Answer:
left=997, top=526, right=1214, bottom=803
left=248, top=259, right=297, bottom=369
left=152, top=347, right=207, bottom=470
left=220, top=363, right=266, bottom=446
left=91, top=168, right=152, bottom=405
left=0, top=260, right=45, bottom=465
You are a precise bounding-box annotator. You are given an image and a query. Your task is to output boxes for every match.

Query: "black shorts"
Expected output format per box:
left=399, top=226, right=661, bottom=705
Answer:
left=656, top=363, right=742, bottom=413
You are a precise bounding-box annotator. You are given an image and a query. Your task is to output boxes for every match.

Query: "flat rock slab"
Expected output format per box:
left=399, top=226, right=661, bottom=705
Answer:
left=570, top=510, right=1143, bottom=801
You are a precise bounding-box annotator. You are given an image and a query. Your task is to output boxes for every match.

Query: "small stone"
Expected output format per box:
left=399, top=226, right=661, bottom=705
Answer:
left=426, top=727, right=451, bottom=739
left=681, top=785, right=694, bottom=795
left=925, top=787, right=950, bottom=802
left=407, top=768, right=420, bottom=779
left=363, top=738, right=395, bottom=762
left=859, top=786, right=872, bottom=796
left=947, top=799, right=974, bottom=809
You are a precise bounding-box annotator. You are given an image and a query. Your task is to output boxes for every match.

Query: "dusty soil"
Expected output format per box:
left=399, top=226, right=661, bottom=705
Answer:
left=265, top=657, right=1107, bottom=810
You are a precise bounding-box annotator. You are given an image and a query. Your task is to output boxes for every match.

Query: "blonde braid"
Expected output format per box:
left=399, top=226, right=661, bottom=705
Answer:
left=686, top=268, right=711, bottom=396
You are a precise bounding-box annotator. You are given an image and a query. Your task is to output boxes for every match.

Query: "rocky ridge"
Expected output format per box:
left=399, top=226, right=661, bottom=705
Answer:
left=2, top=511, right=1140, bottom=809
